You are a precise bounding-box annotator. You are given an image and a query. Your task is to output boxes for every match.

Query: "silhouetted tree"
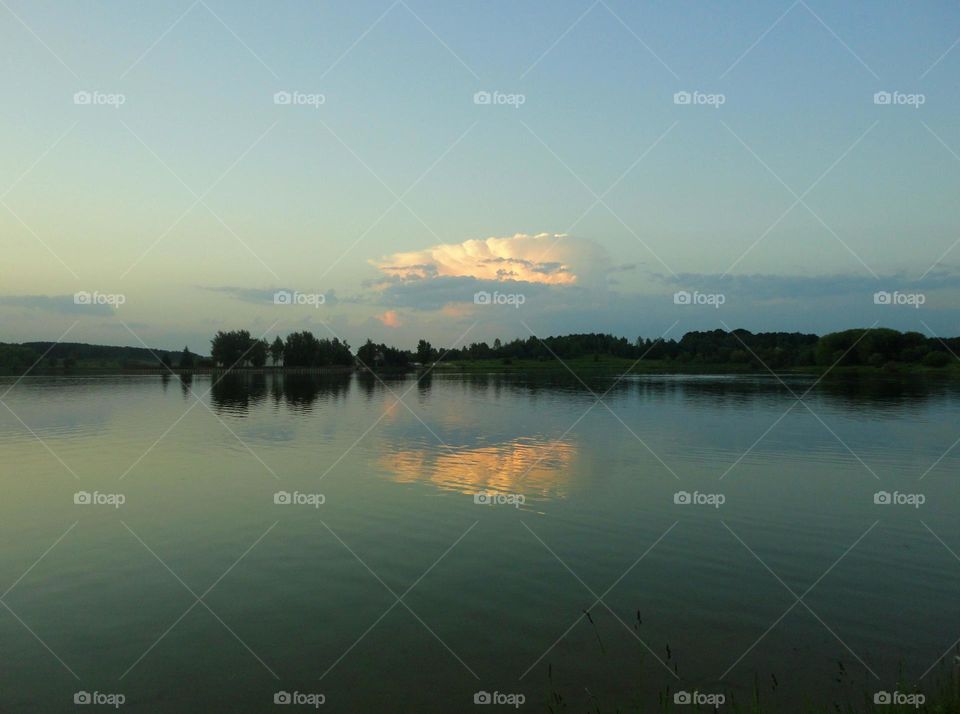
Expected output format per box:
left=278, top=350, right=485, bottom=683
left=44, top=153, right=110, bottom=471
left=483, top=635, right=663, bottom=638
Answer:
left=416, top=339, right=434, bottom=364
left=356, top=339, right=378, bottom=367
left=355, top=338, right=410, bottom=369
left=211, top=330, right=254, bottom=367
left=270, top=336, right=284, bottom=366
left=284, top=331, right=320, bottom=367
left=250, top=339, right=268, bottom=368
left=179, top=346, right=195, bottom=368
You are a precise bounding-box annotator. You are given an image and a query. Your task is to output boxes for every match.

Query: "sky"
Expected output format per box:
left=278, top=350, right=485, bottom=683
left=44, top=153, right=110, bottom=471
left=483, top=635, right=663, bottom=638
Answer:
left=2, top=0, right=959, bottom=352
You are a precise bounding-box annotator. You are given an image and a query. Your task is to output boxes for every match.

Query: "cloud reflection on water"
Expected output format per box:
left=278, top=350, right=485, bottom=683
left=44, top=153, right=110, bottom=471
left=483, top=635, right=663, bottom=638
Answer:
left=382, top=436, right=577, bottom=499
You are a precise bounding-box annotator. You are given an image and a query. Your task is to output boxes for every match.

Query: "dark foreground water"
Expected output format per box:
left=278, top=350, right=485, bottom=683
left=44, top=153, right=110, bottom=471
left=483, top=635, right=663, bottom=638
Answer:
left=1, top=371, right=959, bottom=712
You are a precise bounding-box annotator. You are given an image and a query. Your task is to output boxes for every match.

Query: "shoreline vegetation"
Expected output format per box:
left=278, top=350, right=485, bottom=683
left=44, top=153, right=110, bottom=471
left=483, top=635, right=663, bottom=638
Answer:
left=1, top=327, right=958, bottom=379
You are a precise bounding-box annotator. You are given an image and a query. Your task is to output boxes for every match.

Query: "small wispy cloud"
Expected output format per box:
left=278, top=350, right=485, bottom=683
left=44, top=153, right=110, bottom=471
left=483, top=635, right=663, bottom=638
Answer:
left=201, top=286, right=345, bottom=305
left=375, top=310, right=401, bottom=328
left=0, top=294, right=114, bottom=316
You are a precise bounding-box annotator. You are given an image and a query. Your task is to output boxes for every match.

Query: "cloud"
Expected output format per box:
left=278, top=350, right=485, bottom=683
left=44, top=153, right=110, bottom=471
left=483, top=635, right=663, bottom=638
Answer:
left=372, top=233, right=610, bottom=286
left=659, top=268, right=960, bottom=300
left=375, top=274, right=563, bottom=312
left=0, top=294, right=114, bottom=316
left=202, top=286, right=345, bottom=305
left=376, top=310, right=401, bottom=328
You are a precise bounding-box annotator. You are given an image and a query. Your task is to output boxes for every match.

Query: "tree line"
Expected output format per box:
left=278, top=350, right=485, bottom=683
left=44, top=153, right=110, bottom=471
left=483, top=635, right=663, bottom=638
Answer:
left=1, top=327, right=957, bottom=374
left=419, top=328, right=957, bottom=368
left=208, top=327, right=957, bottom=370
left=209, top=330, right=353, bottom=368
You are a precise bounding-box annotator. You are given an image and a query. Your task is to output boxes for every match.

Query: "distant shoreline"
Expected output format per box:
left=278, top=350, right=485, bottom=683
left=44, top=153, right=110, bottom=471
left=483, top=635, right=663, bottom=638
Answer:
left=5, top=358, right=958, bottom=380
left=0, top=365, right=357, bottom=377
left=4, top=328, right=959, bottom=378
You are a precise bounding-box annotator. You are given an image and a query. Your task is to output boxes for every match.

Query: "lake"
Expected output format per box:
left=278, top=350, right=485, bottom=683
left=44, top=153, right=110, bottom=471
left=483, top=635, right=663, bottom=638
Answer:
left=1, top=371, right=959, bottom=712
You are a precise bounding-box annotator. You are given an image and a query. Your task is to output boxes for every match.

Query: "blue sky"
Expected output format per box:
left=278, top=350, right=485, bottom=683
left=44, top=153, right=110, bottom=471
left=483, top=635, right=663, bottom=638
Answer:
left=2, top=0, right=959, bottom=351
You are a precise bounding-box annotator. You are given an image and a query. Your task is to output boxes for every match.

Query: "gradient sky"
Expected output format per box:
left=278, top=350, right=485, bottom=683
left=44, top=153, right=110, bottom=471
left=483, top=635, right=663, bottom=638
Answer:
left=2, top=0, right=959, bottom=352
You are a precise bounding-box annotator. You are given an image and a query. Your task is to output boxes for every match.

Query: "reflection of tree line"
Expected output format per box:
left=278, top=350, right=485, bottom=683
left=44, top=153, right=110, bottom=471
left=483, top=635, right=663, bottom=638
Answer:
left=614, top=372, right=960, bottom=410
left=192, top=372, right=353, bottom=414
left=395, top=371, right=960, bottom=410
left=186, top=369, right=960, bottom=416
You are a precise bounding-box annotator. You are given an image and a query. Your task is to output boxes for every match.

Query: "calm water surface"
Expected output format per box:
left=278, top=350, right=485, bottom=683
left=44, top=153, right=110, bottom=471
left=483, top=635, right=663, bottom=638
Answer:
left=2, top=372, right=959, bottom=712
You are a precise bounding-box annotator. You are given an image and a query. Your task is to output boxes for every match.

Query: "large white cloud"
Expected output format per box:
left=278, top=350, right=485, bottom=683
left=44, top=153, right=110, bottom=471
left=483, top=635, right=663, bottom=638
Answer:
left=372, top=233, right=610, bottom=286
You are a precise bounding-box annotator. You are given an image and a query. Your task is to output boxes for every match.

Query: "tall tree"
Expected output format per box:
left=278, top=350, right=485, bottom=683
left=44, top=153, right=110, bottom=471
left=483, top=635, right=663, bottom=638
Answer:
left=356, top=339, right=378, bottom=367
left=270, top=336, right=284, bottom=366
left=210, top=330, right=254, bottom=367
left=284, top=331, right=320, bottom=367
left=416, top=339, right=434, bottom=364
left=249, top=339, right=268, bottom=368
left=179, top=346, right=195, bottom=368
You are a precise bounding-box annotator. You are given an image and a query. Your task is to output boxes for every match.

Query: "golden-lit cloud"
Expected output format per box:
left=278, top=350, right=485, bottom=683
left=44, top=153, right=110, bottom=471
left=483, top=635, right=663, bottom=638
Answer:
left=375, top=309, right=401, bottom=327
left=373, top=233, right=609, bottom=286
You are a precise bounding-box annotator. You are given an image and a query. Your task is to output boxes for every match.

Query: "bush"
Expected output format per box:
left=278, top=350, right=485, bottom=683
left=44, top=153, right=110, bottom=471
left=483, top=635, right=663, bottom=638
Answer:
left=923, top=351, right=951, bottom=368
